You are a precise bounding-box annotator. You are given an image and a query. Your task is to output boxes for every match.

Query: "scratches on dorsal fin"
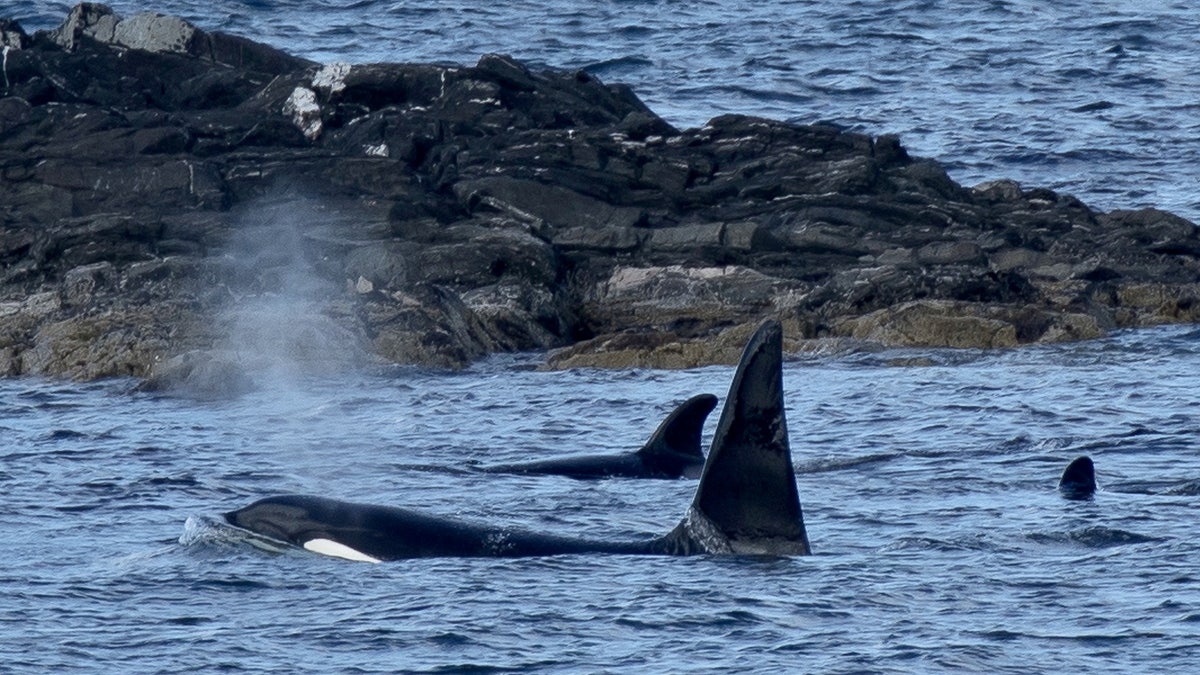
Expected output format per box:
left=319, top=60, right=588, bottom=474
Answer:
left=687, top=320, right=810, bottom=555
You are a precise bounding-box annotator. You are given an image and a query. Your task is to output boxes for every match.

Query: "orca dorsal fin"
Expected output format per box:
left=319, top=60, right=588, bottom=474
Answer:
left=1059, top=455, right=1097, bottom=499
left=635, top=393, right=718, bottom=474
left=679, top=319, right=810, bottom=555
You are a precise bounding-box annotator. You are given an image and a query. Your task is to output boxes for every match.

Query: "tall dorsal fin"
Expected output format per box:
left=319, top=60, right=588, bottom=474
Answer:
left=1059, top=455, right=1097, bottom=499
left=636, top=393, right=718, bottom=469
left=685, top=319, right=810, bottom=554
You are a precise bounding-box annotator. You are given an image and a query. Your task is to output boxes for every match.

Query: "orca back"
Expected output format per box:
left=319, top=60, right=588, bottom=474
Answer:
left=225, top=494, right=659, bottom=560
left=483, top=393, right=718, bottom=479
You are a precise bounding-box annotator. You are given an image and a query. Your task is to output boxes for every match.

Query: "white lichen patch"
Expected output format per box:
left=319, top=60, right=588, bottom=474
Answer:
left=283, top=86, right=322, bottom=140
left=0, top=291, right=60, bottom=319
left=312, top=61, right=351, bottom=96
left=605, top=264, right=757, bottom=291
left=363, top=143, right=389, bottom=157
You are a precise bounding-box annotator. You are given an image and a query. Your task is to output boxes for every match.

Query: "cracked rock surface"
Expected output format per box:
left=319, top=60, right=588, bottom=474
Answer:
left=2, top=4, right=1198, bottom=387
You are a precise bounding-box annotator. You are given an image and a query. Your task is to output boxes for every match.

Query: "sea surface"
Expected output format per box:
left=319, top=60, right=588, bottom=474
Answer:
left=3, top=327, right=1200, bottom=672
left=5, top=1, right=1200, bottom=673
left=12, top=0, right=1200, bottom=223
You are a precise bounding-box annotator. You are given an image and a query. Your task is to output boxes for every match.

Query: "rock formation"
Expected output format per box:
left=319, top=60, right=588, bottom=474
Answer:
left=2, top=4, right=1198, bottom=388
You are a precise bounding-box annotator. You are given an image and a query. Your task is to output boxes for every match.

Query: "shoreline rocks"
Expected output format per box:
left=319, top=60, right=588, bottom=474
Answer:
left=2, top=4, right=1199, bottom=388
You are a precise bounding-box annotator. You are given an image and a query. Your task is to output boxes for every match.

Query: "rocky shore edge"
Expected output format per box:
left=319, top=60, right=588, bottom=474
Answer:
left=2, top=4, right=1198, bottom=393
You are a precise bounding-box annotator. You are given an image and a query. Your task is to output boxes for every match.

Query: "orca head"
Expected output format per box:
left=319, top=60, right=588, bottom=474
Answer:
left=225, top=494, right=384, bottom=561
left=635, top=393, right=719, bottom=478
left=225, top=496, right=312, bottom=543
left=1058, top=455, right=1097, bottom=500
left=669, top=319, right=810, bottom=555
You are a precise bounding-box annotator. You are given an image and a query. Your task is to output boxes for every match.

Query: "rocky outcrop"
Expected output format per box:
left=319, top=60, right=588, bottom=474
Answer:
left=2, top=4, right=1199, bottom=388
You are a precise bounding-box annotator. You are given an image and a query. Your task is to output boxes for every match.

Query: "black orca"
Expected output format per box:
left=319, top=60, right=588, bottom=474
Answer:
left=1057, top=457, right=1200, bottom=496
left=1059, top=455, right=1097, bottom=499
left=481, top=393, right=718, bottom=479
left=222, top=319, right=811, bottom=561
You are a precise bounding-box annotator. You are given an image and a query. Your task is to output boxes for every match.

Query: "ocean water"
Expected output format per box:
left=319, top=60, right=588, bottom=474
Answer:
left=5, top=1, right=1200, bottom=672
left=11, top=0, right=1200, bottom=223
left=3, top=326, right=1200, bottom=672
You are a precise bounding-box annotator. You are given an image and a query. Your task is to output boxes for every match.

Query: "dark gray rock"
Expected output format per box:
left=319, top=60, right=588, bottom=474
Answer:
left=2, top=4, right=1199, bottom=385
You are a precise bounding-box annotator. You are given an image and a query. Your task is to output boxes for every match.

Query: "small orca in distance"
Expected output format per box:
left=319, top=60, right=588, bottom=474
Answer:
left=480, top=393, right=719, bottom=479
left=1058, top=455, right=1097, bottom=499
left=221, top=319, right=811, bottom=561
left=1056, top=456, right=1200, bottom=496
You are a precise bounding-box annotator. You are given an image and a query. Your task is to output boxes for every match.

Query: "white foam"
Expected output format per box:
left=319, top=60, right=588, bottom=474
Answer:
left=302, top=538, right=381, bottom=563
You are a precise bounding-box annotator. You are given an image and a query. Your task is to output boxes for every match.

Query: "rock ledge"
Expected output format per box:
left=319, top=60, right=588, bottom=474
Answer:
left=2, top=5, right=1198, bottom=387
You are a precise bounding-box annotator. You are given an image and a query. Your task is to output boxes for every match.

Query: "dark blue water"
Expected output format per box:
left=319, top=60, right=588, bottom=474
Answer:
left=13, top=0, right=1200, bottom=222
left=4, top=326, right=1200, bottom=672
left=6, top=2, right=1200, bottom=671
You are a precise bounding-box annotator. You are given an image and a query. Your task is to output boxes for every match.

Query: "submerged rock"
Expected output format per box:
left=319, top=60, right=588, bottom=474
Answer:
left=1, top=4, right=1199, bottom=383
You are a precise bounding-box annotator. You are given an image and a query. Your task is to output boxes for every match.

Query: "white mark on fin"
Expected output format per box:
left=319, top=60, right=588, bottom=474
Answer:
left=302, top=538, right=381, bottom=563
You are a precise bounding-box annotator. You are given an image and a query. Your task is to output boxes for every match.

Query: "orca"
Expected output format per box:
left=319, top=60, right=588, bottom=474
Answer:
left=1056, top=457, right=1200, bottom=496
left=222, top=319, right=811, bottom=560
left=481, top=393, right=718, bottom=479
left=1058, top=455, right=1097, bottom=499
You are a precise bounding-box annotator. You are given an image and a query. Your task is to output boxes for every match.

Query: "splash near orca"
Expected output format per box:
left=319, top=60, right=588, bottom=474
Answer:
left=221, top=319, right=811, bottom=560
left=481, top=393, right=718, bottom=479
left=1059, top=455, right=1097, bottom=499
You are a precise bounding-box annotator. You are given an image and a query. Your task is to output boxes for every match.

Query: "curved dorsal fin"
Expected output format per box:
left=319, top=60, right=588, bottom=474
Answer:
left=1059, top=455, right=1097, bottom=499
left=686, top=320, right=810, bottom=554
left=636, top=393, right=718, bottom=470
